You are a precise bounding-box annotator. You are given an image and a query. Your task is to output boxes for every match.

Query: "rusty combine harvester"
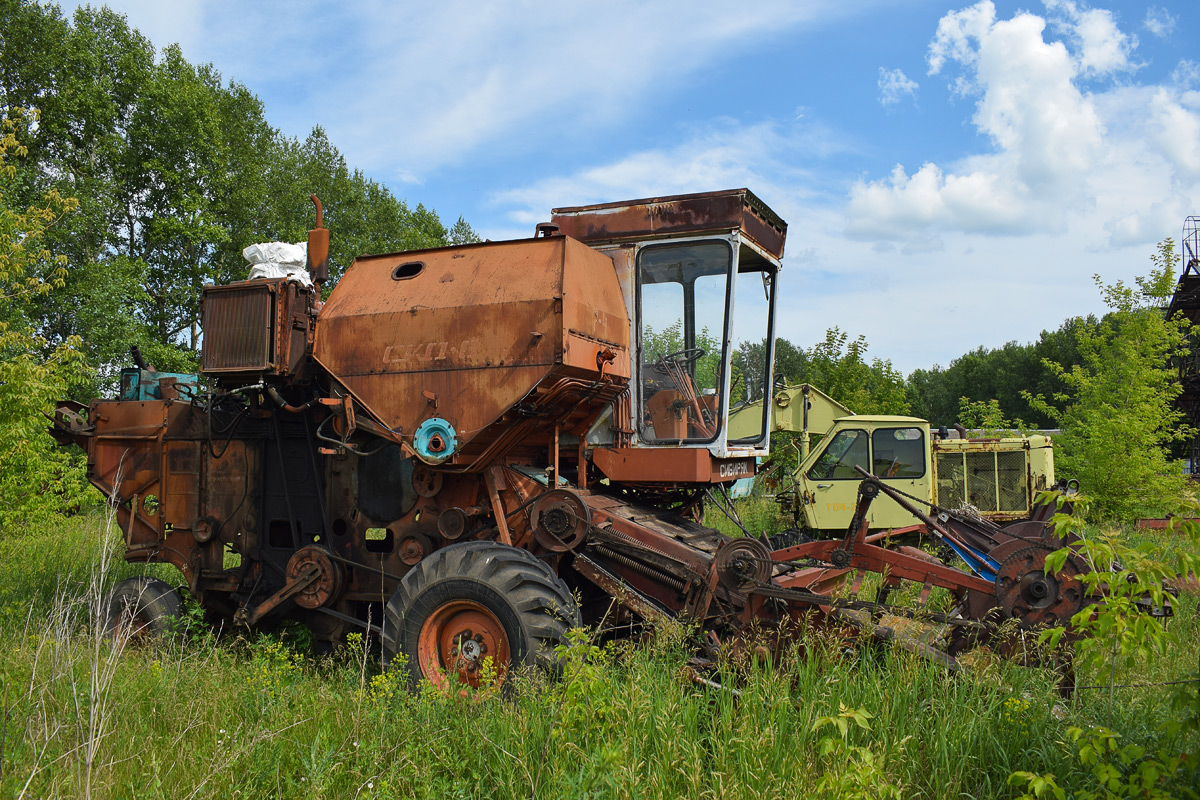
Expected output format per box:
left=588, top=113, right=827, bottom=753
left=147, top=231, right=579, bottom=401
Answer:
left=53, top=190, right=1103, bottom=689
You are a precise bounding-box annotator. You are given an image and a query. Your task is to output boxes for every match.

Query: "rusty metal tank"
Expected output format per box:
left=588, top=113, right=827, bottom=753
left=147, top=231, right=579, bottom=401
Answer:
left=313, top=235, right=631, bottom=468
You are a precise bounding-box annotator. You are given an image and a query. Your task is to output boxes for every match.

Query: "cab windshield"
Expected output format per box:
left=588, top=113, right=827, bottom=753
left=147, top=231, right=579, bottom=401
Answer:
left=636, top=241, right=731, bottom=443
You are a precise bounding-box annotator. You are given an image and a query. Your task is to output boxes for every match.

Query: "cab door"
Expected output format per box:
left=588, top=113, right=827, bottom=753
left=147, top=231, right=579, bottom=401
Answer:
left=867, top=425, right=932, bottom=529
left=799, top=425, right=869, bottom=532
left=798, top=422, right=932, bottom=533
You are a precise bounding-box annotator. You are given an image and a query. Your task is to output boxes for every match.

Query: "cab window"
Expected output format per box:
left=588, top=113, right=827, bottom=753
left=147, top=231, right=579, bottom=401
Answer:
left=871, top=427, right=925, bottom=478
left=807, top=429, right=868, bottom=480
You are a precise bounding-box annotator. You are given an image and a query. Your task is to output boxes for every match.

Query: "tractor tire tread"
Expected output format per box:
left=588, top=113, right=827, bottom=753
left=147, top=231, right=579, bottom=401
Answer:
left=383, top=541, right=580, bottom=683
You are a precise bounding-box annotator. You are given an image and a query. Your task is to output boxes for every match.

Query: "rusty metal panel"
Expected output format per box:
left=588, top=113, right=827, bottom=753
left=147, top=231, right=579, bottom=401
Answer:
left=592, top=447, right=756, bottom=484
left=551, top=189, right=787, bottom=259
left=163, top=440, right=201, bottom=533
left=561, top=237, right=630, bottom=378
left=201, top=282, right=274, bottom=373
left=280, top=282, right=312, bottom=375
left=86, top=400, right=172, bottom=557
left=314, top=237, right=629, bottom=454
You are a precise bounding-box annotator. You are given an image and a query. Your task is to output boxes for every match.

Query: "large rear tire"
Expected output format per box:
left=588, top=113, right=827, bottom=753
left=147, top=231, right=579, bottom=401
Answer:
left=383, top=541, right=579, bottom=690
left=104, top=576, right=184, bottom=643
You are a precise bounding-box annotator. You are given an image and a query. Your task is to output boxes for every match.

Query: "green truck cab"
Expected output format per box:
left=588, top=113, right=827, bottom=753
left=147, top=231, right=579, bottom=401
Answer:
left=729, top=384, right=1056, bottom=534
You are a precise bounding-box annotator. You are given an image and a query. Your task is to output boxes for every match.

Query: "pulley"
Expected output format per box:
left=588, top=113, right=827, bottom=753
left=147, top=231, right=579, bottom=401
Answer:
left=713, top=538, right=772, bottom=590
left=285, top=546, right=344, bottom=610
left=529, top=489, right=591, bottom=552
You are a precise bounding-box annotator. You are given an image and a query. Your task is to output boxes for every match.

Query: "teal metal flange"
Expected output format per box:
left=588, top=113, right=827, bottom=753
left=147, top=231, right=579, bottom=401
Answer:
left=413, top=417, right=458, bottom=464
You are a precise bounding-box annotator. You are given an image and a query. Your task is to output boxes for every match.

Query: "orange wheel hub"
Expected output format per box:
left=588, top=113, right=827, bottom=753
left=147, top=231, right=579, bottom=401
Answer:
left=417, top=600, right=511, bottom=689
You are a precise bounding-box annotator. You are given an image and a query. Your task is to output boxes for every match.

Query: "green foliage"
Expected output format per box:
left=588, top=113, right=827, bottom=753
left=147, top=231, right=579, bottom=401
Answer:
left=1025, top=243, right=1192, bottom=520
left=736, top=329, right=906, bottom=415
left=641, top=320, right=723, bottom=393
left=246, top=636, right=304, bottom=702
left=1010, top=492, right=1200, bottom=799
left=447, top=215, right=481, bottom=245
left=1037, top=494, right=1194, bottom=682
left=811, top=705, right=905, bottom=799
left=804, top=327, right=909, bottom=415
left=702, top=495, right=790, bottom=538
left=0, top=0, right=473, bottom=395
left=957, top=396, right=1028, bottom=436
left=907, top=316, right=1093, bottom=428
left=0, top=111, right=91, bottom=531
left=0, top=515, right=1196, bottom=799
left=550, top=629, right=620, bottom=744
left=1010, top=725, right=1195, bottom=800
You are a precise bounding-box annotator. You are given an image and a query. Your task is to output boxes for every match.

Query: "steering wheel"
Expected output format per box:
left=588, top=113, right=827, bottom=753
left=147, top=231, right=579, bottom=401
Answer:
left=654, top=347, right=706, bottom=373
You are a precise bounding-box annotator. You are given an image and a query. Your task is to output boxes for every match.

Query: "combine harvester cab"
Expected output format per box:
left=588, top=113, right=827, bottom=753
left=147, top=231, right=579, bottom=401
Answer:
left=53, top=190, right=1110, bottom=691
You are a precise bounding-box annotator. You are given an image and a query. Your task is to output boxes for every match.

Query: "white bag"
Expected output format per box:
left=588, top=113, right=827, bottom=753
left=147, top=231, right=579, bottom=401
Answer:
left=243, top=241, right=312, bottom=287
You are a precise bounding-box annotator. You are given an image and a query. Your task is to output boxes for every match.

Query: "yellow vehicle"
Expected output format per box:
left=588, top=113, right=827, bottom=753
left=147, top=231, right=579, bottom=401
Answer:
left=729, top=384, right=1057, bottom=534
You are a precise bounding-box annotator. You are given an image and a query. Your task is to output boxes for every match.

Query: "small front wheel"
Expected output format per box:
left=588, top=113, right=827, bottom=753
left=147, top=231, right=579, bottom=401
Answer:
left=104, top=576, right=184, bottom=643
left=383, top=541, right=579, bottom=690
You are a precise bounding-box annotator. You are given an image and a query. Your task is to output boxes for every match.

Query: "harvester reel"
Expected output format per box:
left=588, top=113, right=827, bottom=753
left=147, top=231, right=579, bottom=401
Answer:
left=530, top=489, right=591, bottom=552
left=285, top=546, right=344, bottom=610
left=714, top=538, right=772, bottom=590
left=994, top=543, right=1084, bottom=629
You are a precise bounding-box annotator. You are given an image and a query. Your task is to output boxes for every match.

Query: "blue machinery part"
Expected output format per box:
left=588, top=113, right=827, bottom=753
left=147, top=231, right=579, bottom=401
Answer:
left=937, top=534, right=1001, bottom=581
left=119, top=368, right=200, bottom=401
left=413, top=417, right=458, bottom=464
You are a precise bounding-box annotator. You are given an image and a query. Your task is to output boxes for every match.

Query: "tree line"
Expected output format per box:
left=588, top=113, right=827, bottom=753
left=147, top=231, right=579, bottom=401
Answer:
left=0, top=0, right=478, bottom=391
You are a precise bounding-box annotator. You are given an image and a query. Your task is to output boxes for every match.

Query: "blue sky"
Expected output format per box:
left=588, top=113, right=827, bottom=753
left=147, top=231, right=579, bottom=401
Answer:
left=59, top=0, right=1200, bottom=375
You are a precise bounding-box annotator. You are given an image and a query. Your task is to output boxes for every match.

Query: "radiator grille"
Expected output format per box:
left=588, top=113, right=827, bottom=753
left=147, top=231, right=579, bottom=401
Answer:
left=937, top=453, right=965, bottom=509
left=936, top=448, right=1029, bottom=514
left=201, top=283, right=274, bottom=373
left=995, top=450, right=1028, bottom=512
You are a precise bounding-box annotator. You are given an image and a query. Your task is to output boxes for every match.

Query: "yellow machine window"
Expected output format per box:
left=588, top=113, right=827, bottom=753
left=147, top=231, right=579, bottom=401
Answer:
left=808, top=429, right=868, bottom=480
left=871, top=427, right=925, bottom=478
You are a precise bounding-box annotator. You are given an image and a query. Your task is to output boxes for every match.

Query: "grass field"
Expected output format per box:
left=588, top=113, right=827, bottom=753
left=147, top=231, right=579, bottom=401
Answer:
left=0, top=510, right=1196, bottom=799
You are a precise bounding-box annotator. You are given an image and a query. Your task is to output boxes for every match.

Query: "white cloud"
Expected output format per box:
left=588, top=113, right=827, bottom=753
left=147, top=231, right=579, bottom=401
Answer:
left=57, top=0, right=857, bottom=183
left=488, top=120, right=845, bottom=238
left=1173, top=60, right=1200, bottom=90
left=848, top=1, right=1200, bottom=249
left=878, top=67, right=918, bottom=106
left=1151, top=88, right=1200, bottom=181
left=1143, top=6, right=1177, bottom=38
left=281, top=0, right=849, bottom=182
left=1044, top=0, right=1136, bottom=77
left=927, top=1, right=995, bottom=77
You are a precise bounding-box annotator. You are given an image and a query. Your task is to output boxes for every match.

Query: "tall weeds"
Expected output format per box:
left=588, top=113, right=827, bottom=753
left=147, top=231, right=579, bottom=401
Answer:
left=0, top=512, right=1195, bottom=798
